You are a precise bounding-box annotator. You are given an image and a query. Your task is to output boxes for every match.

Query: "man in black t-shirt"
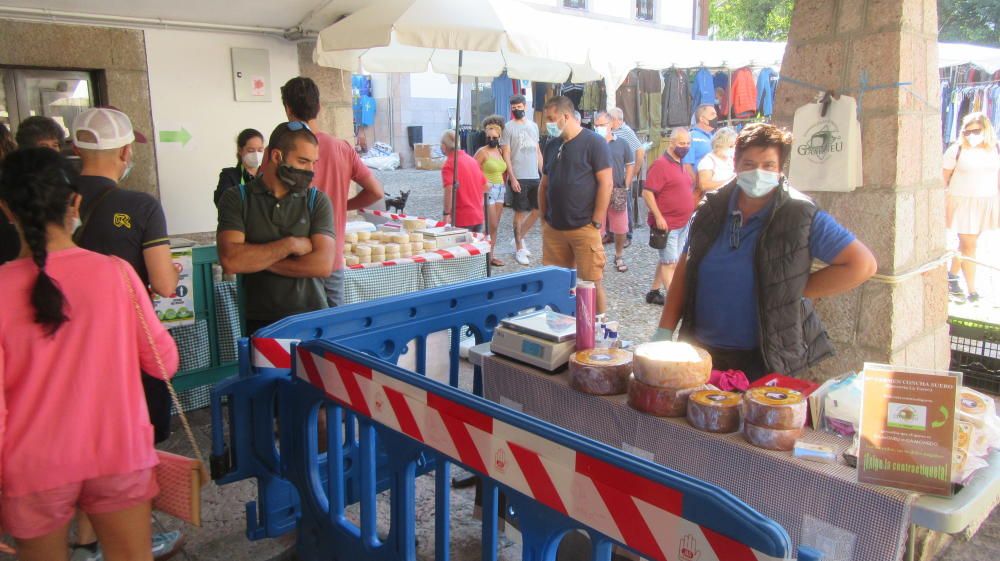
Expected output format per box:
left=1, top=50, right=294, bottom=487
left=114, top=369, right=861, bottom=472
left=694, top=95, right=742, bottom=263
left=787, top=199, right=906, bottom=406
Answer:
left=71, top=108, right=179, bottom=443
left=538, top=96, right=613, bottom=313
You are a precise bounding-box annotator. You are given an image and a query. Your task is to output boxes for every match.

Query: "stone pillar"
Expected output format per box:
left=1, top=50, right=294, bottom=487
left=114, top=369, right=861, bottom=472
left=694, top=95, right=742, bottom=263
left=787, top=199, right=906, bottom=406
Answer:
left=774, top=0, right=950, bottom=379
left=296, top=40, right=354, bottom=142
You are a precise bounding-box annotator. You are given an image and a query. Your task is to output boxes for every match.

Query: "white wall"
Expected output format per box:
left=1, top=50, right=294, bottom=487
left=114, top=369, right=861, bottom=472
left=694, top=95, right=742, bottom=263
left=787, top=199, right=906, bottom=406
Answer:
left=144, top=28, right=300, bottom=236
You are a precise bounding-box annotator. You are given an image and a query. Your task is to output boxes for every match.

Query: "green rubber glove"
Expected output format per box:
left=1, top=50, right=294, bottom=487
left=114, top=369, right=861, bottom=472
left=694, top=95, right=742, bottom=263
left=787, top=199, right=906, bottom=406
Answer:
left=652, top=327, right=674, bottom=342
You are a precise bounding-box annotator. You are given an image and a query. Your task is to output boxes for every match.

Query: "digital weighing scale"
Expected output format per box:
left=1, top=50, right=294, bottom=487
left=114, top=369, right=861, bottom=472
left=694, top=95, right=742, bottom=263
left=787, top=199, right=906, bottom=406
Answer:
left=416, top=226, right=472, bottom=248
left=490, top=310, right=577, bottom=371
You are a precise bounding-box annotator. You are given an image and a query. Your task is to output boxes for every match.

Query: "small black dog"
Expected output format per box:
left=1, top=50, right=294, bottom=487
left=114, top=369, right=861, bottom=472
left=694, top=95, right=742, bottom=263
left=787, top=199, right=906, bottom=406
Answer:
left=385, top=190, right=410, bottom=213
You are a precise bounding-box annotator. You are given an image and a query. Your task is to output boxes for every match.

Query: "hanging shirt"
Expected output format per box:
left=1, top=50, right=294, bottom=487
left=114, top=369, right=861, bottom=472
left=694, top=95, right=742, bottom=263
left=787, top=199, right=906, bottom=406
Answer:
left=359, top=95, right=376, bottom=126
left=714, top=71, right=731, bottom=117
left=731, top=67, right=758, bottom=118
left=492, top=73, right=514, bottom=116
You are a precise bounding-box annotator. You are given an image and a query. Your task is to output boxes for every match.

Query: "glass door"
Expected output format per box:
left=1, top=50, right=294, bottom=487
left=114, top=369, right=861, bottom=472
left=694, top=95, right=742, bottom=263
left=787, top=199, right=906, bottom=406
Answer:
left=2, top=68, right=96, bottom=140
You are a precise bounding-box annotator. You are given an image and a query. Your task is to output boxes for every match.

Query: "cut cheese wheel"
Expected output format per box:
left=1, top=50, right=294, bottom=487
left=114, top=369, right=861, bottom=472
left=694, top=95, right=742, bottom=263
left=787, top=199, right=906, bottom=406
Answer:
left=632, top=341, right=712, bottom=389
left=568, top=349, right=633, bottom=395
left=743, top=421, right=802, bottom=451
left=743, top=387, right=807, bottom=430
left=687, top=390, right=742, bottom=433
left=627, top=375, right=702, bottom=417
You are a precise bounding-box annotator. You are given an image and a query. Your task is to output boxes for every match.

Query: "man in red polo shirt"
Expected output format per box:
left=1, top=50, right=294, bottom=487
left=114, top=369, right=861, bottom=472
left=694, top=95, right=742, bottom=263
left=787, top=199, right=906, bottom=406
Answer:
left=642, top=127, right=694, bottom=305
left=440, top=130, right=487, bottom=230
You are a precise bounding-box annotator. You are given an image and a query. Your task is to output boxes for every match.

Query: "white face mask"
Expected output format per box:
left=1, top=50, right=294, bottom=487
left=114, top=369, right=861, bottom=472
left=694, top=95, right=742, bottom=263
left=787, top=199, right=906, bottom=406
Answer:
left=736, top=169, right=781, bottom=198
left=594, top=126, right=608, bottom=139
left=242, top=150, right=265, bottom=169
left=120, top=158, right=134, bottom=182
left=966, top=133, right=985, bottom=147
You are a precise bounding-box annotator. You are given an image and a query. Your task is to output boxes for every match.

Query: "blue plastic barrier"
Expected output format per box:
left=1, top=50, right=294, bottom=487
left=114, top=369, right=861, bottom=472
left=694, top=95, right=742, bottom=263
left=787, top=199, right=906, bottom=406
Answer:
left=211, top=267, right=822, bottom=560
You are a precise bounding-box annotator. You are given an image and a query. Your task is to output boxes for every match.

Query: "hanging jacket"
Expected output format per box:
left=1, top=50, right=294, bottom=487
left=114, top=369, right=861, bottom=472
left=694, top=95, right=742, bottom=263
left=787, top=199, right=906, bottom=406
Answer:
left=756, top=68, right=776, bottom=117
left=691, top=68, right=715, bottom=107
left=714, top=71, right=731, bottom=117
left=661, top=69, right=692, bottom=127
left=731, top=67, right=758, bottom=118
left=679, top=181, right=836, bottom=377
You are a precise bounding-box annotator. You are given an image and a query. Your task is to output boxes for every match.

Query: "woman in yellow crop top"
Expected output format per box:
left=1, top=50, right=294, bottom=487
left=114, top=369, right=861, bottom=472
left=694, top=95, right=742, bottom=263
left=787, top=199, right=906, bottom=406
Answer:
left=475, top=115, right=508, bottom=266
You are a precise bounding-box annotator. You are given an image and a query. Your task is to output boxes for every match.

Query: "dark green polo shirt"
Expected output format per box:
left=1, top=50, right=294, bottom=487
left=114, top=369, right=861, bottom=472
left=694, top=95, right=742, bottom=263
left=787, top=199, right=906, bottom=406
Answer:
left=217, top=177, right=335, bottom=323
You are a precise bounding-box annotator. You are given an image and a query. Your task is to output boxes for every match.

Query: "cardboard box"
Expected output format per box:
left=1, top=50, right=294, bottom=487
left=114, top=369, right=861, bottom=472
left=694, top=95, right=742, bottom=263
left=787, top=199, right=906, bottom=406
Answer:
left=413, top=143, right=434, bottom=158
left=415, top=156, right=445, bottom=170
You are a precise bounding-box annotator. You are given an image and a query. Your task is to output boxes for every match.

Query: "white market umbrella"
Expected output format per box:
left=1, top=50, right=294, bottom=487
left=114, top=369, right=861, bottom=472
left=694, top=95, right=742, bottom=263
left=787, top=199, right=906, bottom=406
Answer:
left=315, top=0, right=601, bottom=227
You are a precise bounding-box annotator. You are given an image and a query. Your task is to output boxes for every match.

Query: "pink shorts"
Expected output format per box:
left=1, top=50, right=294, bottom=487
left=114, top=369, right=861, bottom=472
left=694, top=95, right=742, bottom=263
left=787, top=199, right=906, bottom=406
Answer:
left=606, top=209, right=628, bottom=235
left=0, top=468, right=158, bottom=540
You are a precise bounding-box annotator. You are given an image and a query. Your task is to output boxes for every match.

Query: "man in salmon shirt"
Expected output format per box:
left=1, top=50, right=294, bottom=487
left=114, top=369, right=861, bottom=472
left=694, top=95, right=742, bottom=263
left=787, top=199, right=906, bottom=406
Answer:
left=280, top=77, right=384, bottom=306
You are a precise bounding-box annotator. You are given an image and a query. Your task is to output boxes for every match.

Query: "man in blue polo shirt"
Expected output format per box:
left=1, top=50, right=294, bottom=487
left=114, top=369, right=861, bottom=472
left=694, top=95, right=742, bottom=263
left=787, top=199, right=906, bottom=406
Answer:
left=683, top=104, right=716, bottom=184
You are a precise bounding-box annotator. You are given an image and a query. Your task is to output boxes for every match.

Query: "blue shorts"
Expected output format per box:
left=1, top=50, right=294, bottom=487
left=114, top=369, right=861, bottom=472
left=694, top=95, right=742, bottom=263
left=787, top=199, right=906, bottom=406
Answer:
left=487, top=183, right=505, bottom=205
left=658, top=222, right=690, bottom=264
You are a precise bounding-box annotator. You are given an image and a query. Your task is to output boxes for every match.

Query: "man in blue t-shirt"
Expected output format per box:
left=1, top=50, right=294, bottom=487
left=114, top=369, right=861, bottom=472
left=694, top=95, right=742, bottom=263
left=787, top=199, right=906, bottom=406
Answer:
left=538, top=95, right=612, bottom=313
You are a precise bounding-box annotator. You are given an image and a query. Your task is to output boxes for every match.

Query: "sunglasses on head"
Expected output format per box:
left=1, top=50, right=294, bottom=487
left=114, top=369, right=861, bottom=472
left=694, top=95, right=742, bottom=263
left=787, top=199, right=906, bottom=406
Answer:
left=286, top=121, right=312, bottom=132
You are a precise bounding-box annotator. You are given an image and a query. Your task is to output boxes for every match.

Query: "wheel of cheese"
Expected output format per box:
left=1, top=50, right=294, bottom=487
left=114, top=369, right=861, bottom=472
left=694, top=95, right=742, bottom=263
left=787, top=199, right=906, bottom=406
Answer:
left=959, top=388, right=990, bottom=427
left=384, top=243, right=400, bottom=254
left=394, top=233, right=411, bottom=244
left=411, top=242, right=424, bottom=253
left=354, top=245, right=372, bottom=256
left=627, top=375, right=702, bottom=417
left=743, top=387, right=807, bottom=430
left=631, top=341, right=712, bottom=389
left=404, top=219, right=424, bottom=232
left=743, top=421, right=802, bottom=451
left=344, top=232, right=359, bottom=244
left=356, top=231, right=371, bottom=241
left=424, top=241, right=438, bottom=250
left=346, top=255, right=360, bottom=267
left=358, top=255, right=371, bottom=265
left=569, top=349, right=633, bottom=395
left=410, top=232, right=424, bottom=242
left=687, top=390, right=742, bottom=433
left=370, top=245, right=386, bottom=256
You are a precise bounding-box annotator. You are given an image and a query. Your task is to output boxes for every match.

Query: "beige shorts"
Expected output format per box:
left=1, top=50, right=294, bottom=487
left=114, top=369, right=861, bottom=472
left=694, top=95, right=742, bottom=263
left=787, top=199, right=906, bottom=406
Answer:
left=542, top=222, right=606, bottom=281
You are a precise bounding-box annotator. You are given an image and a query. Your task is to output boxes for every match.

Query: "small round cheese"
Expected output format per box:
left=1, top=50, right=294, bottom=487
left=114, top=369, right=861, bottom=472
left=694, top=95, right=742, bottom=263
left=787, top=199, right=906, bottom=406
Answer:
left=354, top=245, right=372, bottom=256
left=743, top=421, right=802, bottom=451
left=394, top=233, right=410, bottom=244
left=356, top=231, right=371, bottom=241
left=410, top=232, right=424, bottom=242
left=627, top=375, right=700, bottom=417
left=687, top=390, right=742, bottom=433
left=959, top=388, right=990, bottom=427
left=384, top=243, right=400, bottom=254
left=411, top=242, right=424, bottom=253
left=404, top=218, right=423, bottom=231
left=345, top=255, right=360, bottom=266
left=424, top=241, right=438, bottom=250
left=568, top=349, right=633, bottom=396
left=344, top=232, right=359, bottom=244
left=743, top=387, right=807, bottom=430
left=358, top=255, right=371, bottom=265
left=632, top=341, right=712, bottom=389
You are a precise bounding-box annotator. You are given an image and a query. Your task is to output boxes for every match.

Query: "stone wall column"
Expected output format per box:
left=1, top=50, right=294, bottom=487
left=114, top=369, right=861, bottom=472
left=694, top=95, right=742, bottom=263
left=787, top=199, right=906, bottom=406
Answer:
left=297, top=40, right=354, bottom=143
left=774, top=0, right=950, bottom=379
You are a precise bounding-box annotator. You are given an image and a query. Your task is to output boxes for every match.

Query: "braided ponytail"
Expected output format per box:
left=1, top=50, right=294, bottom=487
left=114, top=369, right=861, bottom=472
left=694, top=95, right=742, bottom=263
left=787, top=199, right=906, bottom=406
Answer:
left=0, top=148, right=75, bottom=336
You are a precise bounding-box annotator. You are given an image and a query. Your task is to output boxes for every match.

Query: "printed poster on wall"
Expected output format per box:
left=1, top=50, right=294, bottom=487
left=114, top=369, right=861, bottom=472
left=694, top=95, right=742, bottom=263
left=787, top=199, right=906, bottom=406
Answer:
left=153, top=247, right=195, bottom=327
left=857, top=363, right=960, bottom=496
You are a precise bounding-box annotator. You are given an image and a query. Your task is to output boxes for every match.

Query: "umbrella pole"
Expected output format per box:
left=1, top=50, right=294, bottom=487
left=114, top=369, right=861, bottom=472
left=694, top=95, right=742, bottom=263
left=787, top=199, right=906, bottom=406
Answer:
left=451, top=50, right=462, bottom=230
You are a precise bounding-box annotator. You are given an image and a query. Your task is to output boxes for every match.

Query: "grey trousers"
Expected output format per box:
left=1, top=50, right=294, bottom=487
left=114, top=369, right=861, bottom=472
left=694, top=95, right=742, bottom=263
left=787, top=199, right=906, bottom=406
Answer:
left=324, top=268, right=345, bottom=307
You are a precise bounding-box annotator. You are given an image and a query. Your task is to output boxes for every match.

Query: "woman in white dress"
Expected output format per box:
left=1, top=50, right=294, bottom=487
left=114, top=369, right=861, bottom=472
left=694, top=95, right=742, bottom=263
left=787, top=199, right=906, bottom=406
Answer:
left=943, top=112, right=1000, bottom=303
left=696, top=127, right=738, bottom=199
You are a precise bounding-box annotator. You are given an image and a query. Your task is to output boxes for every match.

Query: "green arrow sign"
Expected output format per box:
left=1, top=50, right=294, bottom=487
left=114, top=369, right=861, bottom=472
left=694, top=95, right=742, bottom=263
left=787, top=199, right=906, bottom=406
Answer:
left=159, top=128, right=192, bottom=146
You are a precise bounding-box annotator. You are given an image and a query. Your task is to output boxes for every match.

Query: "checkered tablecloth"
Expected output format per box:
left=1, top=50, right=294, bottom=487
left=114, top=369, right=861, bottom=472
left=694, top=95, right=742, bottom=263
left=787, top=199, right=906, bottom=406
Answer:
left=214, top=280, right=241, bottom=363
left=168, top=320, right=211, bottom=373
left=483, top=354, right=916, bottom=561
left=343, top=254, right=488, bottom=305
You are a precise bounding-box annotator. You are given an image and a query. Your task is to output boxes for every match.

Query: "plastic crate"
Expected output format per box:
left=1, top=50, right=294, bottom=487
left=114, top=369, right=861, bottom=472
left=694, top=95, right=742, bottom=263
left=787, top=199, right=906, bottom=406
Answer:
left=949, top=317, right=1000, bottom=394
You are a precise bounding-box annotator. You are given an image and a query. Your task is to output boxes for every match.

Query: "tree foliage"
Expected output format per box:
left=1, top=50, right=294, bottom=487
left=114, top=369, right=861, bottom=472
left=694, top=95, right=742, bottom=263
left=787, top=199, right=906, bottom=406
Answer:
left=937, top=0, right=1000, bottom=47
left=710, top=0, right=794, bottom=41
left=710, top=1, right=998, bottom=47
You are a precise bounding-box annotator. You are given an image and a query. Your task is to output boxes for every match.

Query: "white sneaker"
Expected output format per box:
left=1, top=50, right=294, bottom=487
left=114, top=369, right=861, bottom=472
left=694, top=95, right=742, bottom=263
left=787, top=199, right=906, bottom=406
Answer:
left=522, top=246, right=532, bottom=257
left=515, top=249, right=530, bottom=265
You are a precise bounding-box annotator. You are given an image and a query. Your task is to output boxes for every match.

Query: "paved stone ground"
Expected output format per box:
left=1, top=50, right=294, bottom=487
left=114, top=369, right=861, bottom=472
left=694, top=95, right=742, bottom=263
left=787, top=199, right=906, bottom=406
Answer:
left=4, top=168, right=995, bottom=561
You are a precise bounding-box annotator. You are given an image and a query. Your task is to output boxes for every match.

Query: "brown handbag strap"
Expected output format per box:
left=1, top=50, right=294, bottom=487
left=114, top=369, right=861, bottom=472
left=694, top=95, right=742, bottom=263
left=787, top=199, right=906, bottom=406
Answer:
left=115, top=259, right=206, bottom=463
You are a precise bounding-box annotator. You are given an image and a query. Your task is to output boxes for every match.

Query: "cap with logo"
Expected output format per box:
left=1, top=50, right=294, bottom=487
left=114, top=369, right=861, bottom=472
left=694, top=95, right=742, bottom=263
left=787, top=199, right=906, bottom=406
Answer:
left=71, top=107, right=147, bottom=150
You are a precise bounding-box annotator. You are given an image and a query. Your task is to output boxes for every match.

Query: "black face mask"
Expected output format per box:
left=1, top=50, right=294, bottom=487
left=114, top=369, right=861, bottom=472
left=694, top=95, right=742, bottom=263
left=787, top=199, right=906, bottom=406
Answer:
left=487, top=138, right=499, bottom=148
left=512, top=109, right=526, bottom=120
left=276, top=162, right=314, bottom=193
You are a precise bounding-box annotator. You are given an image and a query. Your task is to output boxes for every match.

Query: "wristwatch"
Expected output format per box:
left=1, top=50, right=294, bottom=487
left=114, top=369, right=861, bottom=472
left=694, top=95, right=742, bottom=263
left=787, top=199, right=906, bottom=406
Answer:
left=591, top=220, right=602, bottom=229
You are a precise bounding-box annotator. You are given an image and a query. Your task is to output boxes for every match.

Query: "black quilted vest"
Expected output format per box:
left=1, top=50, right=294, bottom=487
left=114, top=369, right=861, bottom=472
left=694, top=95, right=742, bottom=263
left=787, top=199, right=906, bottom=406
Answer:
left=679, top=180, right=835, bottom=376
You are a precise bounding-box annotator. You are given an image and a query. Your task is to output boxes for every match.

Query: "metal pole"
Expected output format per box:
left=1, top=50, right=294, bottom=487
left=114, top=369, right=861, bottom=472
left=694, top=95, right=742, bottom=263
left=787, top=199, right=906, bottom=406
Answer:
left=451, top=50, right=463, bottom=227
